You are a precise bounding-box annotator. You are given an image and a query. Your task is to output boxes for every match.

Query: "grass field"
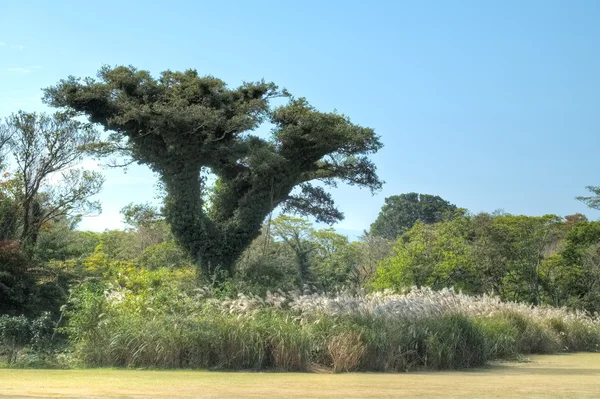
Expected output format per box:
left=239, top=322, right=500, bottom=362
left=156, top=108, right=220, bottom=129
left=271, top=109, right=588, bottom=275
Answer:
left=1, top=353, right=599, bottom=399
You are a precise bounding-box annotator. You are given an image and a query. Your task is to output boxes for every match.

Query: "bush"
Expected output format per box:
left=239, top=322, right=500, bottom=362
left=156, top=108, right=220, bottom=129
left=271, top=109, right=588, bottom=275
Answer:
left=60, top=284, right=600, bottom=372
left=0, top=312, right=55, bottom=366
left=501, top=311, right=561, bottom=354
left=422, top=314, right=487, bottom=369
left=547, top=317, right=600, bottom=352
left=475, top=317, right=520, bottom=360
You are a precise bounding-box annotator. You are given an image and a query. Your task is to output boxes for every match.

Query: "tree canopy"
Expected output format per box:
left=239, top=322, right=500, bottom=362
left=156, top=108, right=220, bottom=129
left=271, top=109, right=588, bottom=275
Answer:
left=43, top=66, right=383, bottom=277
left=370, top=193, right=460, bottom=239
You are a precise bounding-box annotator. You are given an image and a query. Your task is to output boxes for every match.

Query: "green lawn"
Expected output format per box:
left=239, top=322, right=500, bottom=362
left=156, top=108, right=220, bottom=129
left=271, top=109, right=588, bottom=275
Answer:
left=1, top=353, right=599, bottom=399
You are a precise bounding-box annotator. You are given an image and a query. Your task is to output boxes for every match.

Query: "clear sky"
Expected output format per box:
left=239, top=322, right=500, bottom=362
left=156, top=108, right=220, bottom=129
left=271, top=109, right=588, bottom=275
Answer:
left=1, top=0, right=599, bottom=236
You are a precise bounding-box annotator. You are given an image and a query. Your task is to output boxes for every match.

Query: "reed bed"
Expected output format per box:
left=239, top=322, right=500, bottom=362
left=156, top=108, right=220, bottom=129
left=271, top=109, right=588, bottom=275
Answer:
left=64, top=284, right=600, bottom=372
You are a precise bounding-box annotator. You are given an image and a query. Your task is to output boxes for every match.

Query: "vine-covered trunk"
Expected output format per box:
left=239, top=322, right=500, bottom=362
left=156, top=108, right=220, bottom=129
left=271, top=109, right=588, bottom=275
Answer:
left=161, top=164, right=250, bottom=281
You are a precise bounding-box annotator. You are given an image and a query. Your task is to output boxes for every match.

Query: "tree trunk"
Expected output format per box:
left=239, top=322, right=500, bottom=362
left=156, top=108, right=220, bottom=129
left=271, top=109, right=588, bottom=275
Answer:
left=162, top=164, right=240, bottom=283
left=20, top=198, right=32, bottom=247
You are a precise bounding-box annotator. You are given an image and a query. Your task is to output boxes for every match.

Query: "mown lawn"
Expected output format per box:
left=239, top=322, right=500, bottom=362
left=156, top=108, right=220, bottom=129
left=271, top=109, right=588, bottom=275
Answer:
left=1, top=353, right=599, bottom=399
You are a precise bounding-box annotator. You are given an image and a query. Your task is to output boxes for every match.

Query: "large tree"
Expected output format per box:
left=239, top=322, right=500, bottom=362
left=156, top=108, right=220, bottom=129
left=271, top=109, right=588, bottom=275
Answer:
left=44, top=66, right=383, bottom=278
left=370, top=193, right=460, bottom=239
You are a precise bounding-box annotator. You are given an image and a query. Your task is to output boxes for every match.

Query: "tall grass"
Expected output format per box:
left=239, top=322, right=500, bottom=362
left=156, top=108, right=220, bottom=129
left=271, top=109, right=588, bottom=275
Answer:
left=63, top=284, right=600, bottom=372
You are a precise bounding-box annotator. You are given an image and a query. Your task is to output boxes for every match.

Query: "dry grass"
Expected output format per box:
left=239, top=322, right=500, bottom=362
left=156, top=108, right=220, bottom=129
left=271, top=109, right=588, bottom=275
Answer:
left=328, top=331, right=364, bottom=372
left=1, top=353, right=599, bottom=398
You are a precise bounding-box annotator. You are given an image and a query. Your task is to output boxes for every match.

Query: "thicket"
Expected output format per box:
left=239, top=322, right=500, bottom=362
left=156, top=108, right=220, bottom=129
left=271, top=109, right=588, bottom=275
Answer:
left=3, top=205, right=600, bottom=371
left=60, top=274, right=600, bottom=371
left=2, top=199, right=600, bottom=371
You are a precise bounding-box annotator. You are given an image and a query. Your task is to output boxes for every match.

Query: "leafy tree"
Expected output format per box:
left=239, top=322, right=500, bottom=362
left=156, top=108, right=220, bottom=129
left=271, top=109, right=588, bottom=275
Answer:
left=370, top=193, right=460, bottom=239
left=483, top=214, right=562, bottom=304
left=0, top=241, right=36, bottom=315
left=0, top=314, right=31, bottom=365
left=234, top=227, right=297, bottom=294
left=564, top=213, right=588, bottom=226
left=311, top=228, right=360, bottom=291
left=348, top=233, right=394, bottom=287
left=0, top=122, right=12, bottom=167
left=271, top=215, right=316, bottom=286
left=373, top=218, right=476, bottom=293
left=0, top=241, right=67, bottom=317
left=0, top=312, right=54, bottom=366
left=0, top=111, right=104, bottom=247
left=121, top=202, right=162, bottom=228
left=555, top=221, right=600, bottom=312
left=44, top=66, right=383, bottom=278
left=34, top=218, right=100, bottom=262
left=373, top=213, right=563, bottom=304
left=0, top=173, right=21, bottom=241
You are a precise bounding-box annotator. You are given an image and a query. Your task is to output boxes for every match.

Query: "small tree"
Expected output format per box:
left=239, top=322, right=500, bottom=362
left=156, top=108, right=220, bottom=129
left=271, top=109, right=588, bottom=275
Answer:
left=271, top=215, right=316, bottom=286
left=0, top=315, right=31, bottom=366
left=311, top=228, right=359, bottom=291
left=350, top=233, right=394, bottom=287
left=121, top=202, right=170, bottom=251
left=0, top=111, right=104, bottom=247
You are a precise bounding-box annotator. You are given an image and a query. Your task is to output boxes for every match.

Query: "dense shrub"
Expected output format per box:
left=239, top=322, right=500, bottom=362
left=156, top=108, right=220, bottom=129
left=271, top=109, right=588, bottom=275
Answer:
left=0, top=241, right=68, bottom=317
left=0, top=313, right=54, bottom=366
left=61, top=284, right=600, bottom=372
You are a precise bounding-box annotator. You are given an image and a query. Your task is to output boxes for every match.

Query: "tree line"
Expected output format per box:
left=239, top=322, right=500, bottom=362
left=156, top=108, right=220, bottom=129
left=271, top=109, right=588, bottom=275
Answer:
left=0, top=65, right=599, bottom=320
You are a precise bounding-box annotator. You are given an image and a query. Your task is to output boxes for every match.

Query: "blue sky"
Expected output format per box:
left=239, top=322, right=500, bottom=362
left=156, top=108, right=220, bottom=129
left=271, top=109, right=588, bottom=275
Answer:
left=1, top=0, right=599, bottom=236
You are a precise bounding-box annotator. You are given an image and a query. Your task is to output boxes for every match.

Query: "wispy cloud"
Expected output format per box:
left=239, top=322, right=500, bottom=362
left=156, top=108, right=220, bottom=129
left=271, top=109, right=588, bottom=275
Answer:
left=6, top=66, right=42, bottom=73
left=0, top=42, right=26, bottom=50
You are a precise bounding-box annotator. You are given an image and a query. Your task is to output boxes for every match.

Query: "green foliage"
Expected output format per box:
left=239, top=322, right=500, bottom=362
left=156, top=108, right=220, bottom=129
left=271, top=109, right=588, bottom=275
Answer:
left=271, top=215, right=317, bottom=286
left=62, top=282, right=598, bottom=372
left=97, top=230, right=140, bottom=261
left=34, top=219, right=100, bottom=262
left=0, top=173, right=21, bottom=241
left=311, top=229, right=360, bottom=291
left=0, top=313, right=54, bottom=366
left=121, top=202, right=171, bottom=252
left=348, top=234, right=394, bottom=287
left=234, top=231, right=298, bottom=294
left=137, top=241, right=194, bottom=270
left=0, top=111, right=104, bottom=247
left=373, top=218, right=476, bottom=293
left=577, top=185, right=600, bottom=210
left=373, top=213, right=567, bottom=306
left=267, top=216, right=362, bottom=290
left=552, top=221, right=600, bottom=312
left=0, top=241, right=68, bottom=317
left=121, top=202, right=161, bottom=228
left=0, top=241, right=34, bottom=316
left=0, top=315, right=31, bottom=365
left=370, top=193, right=461, bottom=239
left=44, top=66, right=383, bottom=278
